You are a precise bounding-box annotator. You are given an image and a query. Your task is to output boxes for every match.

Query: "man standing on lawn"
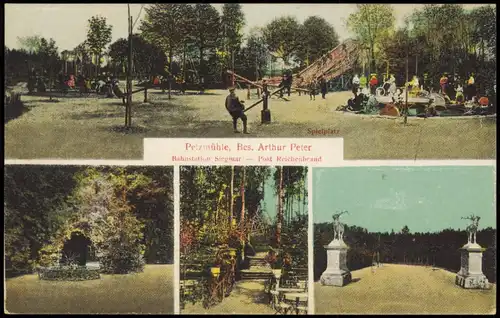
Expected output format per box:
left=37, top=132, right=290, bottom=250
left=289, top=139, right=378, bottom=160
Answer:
left=225, top=87, right=249, bottom=134
left=320, top=75, right=328, bottom=99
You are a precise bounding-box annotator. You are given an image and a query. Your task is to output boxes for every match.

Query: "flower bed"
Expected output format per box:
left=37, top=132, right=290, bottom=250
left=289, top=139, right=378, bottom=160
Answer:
left=38, top=265, right=101, bottom=281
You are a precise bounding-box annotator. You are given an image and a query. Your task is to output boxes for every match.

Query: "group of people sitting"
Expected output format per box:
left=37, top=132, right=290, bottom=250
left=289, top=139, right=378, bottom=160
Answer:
left=55, top=72, right=120, bottom=97
left=438, top=73, right=487, bottom=104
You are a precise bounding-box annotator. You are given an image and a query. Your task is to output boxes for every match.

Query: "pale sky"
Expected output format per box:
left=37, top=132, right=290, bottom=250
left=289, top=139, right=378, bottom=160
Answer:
left=313, top=166, right=496, bottom=233
left=4, top=4, right=491, bottom=52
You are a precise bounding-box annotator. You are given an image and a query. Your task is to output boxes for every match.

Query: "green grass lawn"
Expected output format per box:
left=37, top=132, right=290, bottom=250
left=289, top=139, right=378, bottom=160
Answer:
left=315, top=264, right=496, bottom=314
left=5, top=264, right=174, bottom=314
left=4, top=88, right=496, bottom=160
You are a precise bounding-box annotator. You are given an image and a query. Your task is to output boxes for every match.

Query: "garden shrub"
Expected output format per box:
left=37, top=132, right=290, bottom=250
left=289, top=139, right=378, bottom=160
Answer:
left=99, top=240, right=145, bottom=274
left=38, top=265, right=100, bottom=281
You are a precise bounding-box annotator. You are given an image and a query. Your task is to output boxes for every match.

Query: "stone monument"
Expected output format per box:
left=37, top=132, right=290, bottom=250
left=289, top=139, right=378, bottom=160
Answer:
left=320, top=211, right=352, bottom=287
left=455, top=214, right=489, bottom=289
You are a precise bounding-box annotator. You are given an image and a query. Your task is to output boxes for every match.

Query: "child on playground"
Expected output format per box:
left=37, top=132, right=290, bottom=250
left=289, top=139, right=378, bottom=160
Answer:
left=369, top=74, right=378, bottom=95
left=309, top=79, right=318, bottom=100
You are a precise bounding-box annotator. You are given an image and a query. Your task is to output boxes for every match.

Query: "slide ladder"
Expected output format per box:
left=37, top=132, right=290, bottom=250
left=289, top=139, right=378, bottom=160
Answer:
left=295, top=39, right=360, bottom=87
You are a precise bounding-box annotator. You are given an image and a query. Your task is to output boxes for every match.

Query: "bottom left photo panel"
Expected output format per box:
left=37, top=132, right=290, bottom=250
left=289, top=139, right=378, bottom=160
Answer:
left=4, top=165, right=174, bottom=314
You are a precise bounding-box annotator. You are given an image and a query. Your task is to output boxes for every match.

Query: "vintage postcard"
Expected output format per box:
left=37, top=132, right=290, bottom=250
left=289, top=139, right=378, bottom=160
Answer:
left=179, top=166, right=309, bottom=314
left=4, top=3, right=496, bottom=160
left=313, top=165, right=496, bottom=314
left=4, top=165, right=174, bottom=314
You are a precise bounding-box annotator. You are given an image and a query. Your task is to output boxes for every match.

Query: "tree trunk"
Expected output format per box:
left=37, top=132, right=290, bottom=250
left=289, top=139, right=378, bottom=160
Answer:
left=276, top=166, right=284, bottom=248
left=240, top=167, right=246, bottom=232
left=370, top=42, right=376, bottom=74
left=199, top=46, right=204, bottom=83
left=230, top=166, right=234, bottom=225
left=168, top=49, right=173, bottom=100
left=183, top=42, right=187, bottom=85
left=96, top=53, right=100, bottom=77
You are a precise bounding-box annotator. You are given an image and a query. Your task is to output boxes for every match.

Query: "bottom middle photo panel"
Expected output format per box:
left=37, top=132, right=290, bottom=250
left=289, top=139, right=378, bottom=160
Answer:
left=179, top=166, right=309, bottom=315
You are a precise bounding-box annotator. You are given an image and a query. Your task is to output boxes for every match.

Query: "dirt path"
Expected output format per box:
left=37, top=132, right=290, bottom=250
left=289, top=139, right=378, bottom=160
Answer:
left=315, top=264, right=496, bottom=314
left=182, top=280, right=274, bottom=314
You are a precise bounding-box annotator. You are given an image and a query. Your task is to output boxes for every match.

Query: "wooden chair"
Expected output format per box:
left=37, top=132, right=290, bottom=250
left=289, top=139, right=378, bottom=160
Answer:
left=284, top=293, right=308, bottom=315
left=270, top=290, right=292, bottom=315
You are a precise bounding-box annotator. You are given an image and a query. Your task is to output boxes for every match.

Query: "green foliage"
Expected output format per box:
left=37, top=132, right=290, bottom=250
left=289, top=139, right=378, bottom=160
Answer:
left=17, top=35, right=43, bottom=54
left=71, top=168, right=147, bottom=273
left=295, top=16, right=340, bottom=66
left=140, top=3, right=193, bottom=61
left=38, top=266, right=100, bottom=281
left=5, top=166, right=173, bottom=276
left=281, top=215, right=308, bottom=268
left=236, top=28, right=268, bottom=80
left=221, top=4, right=246, bottom=53
left=4, top=165, right=79, bottom=272
left=5, top=206, right=33, bottom=273
left=86, top=16, right=113, bottom=56
left=347, top=4, right=395, bottom=72
left=262, top=16, right=302, bottom=66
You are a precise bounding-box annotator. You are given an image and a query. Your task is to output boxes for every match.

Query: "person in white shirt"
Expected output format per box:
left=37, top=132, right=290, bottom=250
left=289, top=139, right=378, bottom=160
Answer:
left=388, top=75, right=397, bottom=96
left=455, top=84, right=464, bottom=103
left=352, top=74, right=360, bottom=96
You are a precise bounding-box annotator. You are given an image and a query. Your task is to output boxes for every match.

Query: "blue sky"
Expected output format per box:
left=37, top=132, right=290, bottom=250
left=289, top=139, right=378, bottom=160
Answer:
left=313, top=166, right=496, bottom=233
left=262, top=167, right=308, bottom=222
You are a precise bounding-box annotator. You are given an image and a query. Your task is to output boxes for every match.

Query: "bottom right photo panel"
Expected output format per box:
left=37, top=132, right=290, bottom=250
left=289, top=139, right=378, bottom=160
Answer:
left=313, top=165, right=496, bottom=315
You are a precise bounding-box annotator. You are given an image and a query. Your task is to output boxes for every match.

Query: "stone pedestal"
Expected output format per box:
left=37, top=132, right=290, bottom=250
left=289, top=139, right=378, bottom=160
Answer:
left=320, top=239, right=352, bottom=287
left=455, top=243, right=490, bottom=289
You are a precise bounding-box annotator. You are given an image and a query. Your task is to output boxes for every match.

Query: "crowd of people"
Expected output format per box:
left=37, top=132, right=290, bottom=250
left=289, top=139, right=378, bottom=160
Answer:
left=349, top=71, right=495, bottom=107
left=27, top=68, right=122, bottom=97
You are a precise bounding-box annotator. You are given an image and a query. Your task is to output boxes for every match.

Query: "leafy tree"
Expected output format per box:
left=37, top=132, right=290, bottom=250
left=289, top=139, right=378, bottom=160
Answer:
left=347, top=4, right=395, bottom=73
left=190, top=4, right=221, bottom=77
left=86, top=15, right=113, bottom=76
left=109, top=35, right=166, bottom=78
left=469, top=5, right=496, bottom=59
left=262, top=16, right=302, bottom=67
left=4, top=165, right=79, bottom=274
left=108, top=38, right=128, bottom=74
left=17, top=35, right=42, bottom=54
left=220, top=4, right=246, bottom=72
left=401, top=225, right=410, bottom=235
left=70, top=168, right=146, bottom=274
left=296, top=16, right=340, bottom=67
left=4, top=166, right=174, bottom=275
left=237, top=28, right=269, bottom=80
left=73, top=41, right=92, bottom=76
left=140, top=4, right=193, bottom=96
left=38, top=38, right=59, bottom=74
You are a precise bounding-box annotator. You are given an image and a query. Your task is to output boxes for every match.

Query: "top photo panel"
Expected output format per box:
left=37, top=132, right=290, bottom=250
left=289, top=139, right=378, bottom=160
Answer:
left=4, top=3, right=496, bottom=160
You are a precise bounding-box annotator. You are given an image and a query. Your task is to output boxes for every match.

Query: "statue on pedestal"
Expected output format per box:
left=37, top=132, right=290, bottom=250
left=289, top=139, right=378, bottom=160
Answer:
left=332, top=210, right=348, bottom=242
left=321, top=210, right=352, bottom=287
left=461, top=214, right=480, bottom=244
left=456, top=214, right=489, bottom=289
